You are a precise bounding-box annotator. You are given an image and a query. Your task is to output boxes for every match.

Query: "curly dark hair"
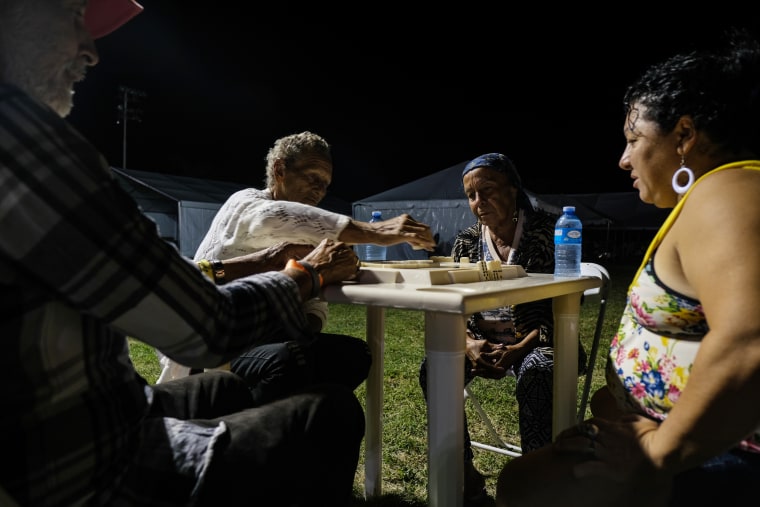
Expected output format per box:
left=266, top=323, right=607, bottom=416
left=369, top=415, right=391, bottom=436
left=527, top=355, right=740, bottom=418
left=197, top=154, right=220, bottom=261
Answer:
left=623, top=27, right=760, bottom=158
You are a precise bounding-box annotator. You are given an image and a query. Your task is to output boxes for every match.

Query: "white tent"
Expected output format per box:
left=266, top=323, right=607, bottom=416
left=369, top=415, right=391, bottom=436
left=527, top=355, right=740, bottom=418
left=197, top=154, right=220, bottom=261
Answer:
left=352, top=161, right=670, bottom=261
left=113, top=167, right=247, bottom=257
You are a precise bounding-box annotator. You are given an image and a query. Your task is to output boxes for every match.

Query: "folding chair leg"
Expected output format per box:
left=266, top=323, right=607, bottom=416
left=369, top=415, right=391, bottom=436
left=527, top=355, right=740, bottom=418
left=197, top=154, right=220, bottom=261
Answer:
left=577, top=300, right=607, bottom=423
left=465, top=385, right=523, bottom=457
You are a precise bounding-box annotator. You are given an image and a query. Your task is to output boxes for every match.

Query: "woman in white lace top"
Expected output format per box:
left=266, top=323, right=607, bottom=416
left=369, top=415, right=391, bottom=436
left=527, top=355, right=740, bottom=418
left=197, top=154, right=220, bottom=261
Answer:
left=161, top=131, right=435, bottom=406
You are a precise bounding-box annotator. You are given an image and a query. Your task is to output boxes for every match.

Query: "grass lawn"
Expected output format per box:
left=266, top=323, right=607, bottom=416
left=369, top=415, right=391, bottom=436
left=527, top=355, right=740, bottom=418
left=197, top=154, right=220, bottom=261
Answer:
left=128, top=263, right=636, bottom=506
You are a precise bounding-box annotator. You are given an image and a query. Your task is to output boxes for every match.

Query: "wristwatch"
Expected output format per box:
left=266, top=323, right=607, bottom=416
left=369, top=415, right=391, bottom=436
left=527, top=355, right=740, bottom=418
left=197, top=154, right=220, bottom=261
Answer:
left=211, top=259, right=226, bottom=284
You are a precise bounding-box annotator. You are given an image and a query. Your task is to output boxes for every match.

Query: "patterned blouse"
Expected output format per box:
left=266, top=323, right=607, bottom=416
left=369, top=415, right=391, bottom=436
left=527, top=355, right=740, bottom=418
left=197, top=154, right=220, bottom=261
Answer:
left=607, top=257, right=707, bottom=419
left=452, top=205, right=557, bottom=345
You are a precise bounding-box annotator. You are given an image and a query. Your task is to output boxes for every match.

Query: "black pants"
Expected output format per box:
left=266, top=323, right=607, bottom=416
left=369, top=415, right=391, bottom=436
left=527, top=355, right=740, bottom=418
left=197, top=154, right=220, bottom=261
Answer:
left=229, top=332, right=372, bottom=406
left=149, top=371, right=365, bottom=506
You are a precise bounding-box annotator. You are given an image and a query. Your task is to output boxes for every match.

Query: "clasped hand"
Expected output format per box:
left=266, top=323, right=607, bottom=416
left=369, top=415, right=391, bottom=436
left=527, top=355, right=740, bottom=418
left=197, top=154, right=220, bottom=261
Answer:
left=466, top=328, right=540, bottom=379
left=300, top=238, right=361, bottom=284
left=466, top=333, right=514, bottom=379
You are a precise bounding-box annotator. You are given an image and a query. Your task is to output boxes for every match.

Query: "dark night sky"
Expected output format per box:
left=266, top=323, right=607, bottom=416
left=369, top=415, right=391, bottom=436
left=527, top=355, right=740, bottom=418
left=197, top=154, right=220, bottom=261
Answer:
left=68, top=3, right=760, bottom=204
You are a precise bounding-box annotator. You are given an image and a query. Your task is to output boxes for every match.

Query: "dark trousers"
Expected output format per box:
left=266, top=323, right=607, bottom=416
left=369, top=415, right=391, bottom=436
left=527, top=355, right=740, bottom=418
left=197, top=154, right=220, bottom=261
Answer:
left=229, top=332, right=372, bottom=406
left=668, top=449, right=760, bottom=506
left=149, top=371, right=365, bottom=506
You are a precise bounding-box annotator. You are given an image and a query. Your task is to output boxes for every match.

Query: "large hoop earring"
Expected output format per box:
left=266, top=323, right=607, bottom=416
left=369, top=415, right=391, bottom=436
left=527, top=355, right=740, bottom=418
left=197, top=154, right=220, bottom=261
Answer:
left=672, top=156, right=695, bottom=195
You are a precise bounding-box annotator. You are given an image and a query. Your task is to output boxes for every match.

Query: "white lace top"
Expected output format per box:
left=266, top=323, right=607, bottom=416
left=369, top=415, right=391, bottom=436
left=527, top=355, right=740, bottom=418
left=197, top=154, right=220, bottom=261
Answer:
left=194, top=188, right=350, bottom=260
left=194, top=187, right=351, bottom=329
left=156, top=188, right=351, bottom=383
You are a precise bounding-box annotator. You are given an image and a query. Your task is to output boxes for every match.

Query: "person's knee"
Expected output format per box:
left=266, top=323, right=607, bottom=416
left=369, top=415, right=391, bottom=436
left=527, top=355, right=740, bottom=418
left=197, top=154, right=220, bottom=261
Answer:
left=308, top=384, right=365, bottom=441
left=496, top=456, right=532, bottom=506
left=230, top=342, right=294, bottom=381
left=589, top=386, right=621, bottom=418
left=313, top=333, right=371, bottom=387
left=497, top=449, right=623, bottom=507
left=183, top=369, right=248, bottom=394
left=496, top=450, right=556, bottom=506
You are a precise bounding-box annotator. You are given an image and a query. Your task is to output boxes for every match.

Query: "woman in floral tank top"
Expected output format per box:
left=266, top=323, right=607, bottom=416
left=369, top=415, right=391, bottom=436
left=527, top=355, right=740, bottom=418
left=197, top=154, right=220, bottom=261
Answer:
left=496, top=28, right=760, bottom=507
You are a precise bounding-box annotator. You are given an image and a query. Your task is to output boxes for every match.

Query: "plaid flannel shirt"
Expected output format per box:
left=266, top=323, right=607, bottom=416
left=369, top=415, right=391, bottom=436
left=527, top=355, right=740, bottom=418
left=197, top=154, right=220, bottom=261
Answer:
left=0, top=84, right=311, bottom=506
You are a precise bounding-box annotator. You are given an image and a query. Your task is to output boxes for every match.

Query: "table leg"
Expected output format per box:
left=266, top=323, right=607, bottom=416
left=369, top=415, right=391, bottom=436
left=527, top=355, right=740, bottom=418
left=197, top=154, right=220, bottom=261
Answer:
left=364, top=306, right=385, bottom=498
left=425, top=312, right=466, bottom=507
left=552, top=293, right=582, bottom=438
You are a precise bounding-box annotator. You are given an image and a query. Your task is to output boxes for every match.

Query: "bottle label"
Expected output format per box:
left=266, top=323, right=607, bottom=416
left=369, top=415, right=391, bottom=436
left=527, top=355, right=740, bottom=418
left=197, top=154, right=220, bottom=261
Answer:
left=554, top=228, right=582, bottom=245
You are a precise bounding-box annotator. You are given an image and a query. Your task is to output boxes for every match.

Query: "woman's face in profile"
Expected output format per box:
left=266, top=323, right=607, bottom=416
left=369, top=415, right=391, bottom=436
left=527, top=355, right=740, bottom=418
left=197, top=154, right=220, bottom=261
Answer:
left=462, top=167, right=518, bottom=228
left=619, top=104, right=681, bottom=208
left=274, top=155, right=333, bottom=206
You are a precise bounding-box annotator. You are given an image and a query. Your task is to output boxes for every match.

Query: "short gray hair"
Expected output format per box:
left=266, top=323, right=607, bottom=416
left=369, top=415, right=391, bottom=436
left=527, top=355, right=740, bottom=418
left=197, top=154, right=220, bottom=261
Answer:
left=264, top=131, right=332, bottom=189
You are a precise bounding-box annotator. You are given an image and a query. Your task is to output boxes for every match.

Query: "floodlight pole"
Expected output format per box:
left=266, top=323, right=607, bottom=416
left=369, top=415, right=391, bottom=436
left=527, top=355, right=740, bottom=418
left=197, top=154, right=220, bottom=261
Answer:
left=122, top=91, right=129, bottom=168
left=117, top=86, right=146, bottom=169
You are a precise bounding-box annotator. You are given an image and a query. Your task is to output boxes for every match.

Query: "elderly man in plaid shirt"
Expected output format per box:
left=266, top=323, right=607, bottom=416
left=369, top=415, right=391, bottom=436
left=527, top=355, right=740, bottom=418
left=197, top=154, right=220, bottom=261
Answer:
left=0, top=1, right=367, bottom=505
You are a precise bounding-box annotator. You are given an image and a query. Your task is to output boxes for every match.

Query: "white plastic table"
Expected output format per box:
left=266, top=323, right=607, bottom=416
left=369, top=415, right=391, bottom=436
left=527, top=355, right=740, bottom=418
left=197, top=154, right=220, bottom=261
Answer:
left=321, top=268, right=600, bottom=507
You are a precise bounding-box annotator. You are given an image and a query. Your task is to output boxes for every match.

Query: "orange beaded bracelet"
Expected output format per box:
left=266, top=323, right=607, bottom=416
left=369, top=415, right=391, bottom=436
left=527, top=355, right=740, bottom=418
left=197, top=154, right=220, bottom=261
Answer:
left=286, top=259, right=323, bottom=299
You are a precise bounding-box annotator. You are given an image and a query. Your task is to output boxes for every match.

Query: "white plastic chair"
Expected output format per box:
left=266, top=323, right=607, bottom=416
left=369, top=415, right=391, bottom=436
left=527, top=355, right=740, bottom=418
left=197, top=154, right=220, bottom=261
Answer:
left=465, top=262, right=611, bottom=457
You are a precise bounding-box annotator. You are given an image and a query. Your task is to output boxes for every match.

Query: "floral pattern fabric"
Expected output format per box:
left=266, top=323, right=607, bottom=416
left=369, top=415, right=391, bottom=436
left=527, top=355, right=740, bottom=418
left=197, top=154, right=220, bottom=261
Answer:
left=607, top=257, right=705, bottom=420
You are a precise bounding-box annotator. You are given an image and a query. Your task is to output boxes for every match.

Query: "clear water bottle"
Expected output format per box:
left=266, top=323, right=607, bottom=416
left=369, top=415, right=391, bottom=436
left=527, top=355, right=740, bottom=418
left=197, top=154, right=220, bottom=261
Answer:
left=361, top=211, right=387, bottom=261
left=554, top=206, right=582, bottom=277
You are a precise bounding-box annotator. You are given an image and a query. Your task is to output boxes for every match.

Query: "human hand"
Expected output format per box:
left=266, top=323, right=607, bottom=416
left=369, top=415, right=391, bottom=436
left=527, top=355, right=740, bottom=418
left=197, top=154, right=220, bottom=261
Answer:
left=369, top=213, right=437, bottom=251
left=466, top=328, right=539, bottom=378
left=554, top=417, right=663, bottom=485
left=466, top=334, right=508, bottom=379
left=299, top=238, right=360, bottom=285
left=209, top=242, right=315, bottom=282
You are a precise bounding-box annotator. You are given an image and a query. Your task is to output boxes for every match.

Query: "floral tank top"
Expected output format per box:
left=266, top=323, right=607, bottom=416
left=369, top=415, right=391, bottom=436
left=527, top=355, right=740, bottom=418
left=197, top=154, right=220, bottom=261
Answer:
left=606, top=161, right=760, bottom=453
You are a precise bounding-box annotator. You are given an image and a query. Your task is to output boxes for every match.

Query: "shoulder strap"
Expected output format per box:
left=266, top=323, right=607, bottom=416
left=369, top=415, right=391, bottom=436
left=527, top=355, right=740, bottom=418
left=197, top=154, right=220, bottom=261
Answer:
left=631, top=160, right=760, bottom=285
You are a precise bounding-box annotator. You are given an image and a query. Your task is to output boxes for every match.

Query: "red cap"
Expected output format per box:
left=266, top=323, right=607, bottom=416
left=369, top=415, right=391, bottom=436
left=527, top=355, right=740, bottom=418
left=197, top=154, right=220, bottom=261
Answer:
left=84, top=0, right=144, bottom=39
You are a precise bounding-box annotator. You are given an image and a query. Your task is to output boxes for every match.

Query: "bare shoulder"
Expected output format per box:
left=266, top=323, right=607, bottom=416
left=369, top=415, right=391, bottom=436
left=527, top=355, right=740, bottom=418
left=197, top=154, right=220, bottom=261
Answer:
left=676, top=166, right=760, bottom=291
left=682, top=166, right=760, bottom=225
left=675, top=166, right=760, bottom=339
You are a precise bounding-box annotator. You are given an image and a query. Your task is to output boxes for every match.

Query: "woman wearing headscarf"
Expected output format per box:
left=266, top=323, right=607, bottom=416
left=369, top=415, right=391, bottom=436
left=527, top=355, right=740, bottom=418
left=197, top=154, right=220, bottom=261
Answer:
left=419, top=153, right=576, bottom=505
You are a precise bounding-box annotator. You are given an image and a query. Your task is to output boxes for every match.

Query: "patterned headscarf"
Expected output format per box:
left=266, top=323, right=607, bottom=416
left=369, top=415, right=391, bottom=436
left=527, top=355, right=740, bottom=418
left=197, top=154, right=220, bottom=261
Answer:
left=461, top=153, right=532, bottom=210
